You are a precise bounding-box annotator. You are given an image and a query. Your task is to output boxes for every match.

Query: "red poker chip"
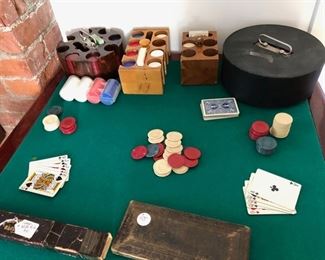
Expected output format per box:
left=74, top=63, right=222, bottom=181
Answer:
left=184, top=157, right=199, bottom=168
left=153, top=156, right=163, bottom=161
left=251, top=121, right=269, bottom=134
left=60, top=117, right=76, bottom=130
left=249, top=131, right=259, bottom=141
left=155, top=143, right=165, bottom=158
left=249, top=128, right=268, bottom=136
left=167, top=154, right=185, bottom=168
left=184, top=147, right=201, bottom=160
left=131, top=145, right=148, bottom=160
left=60, top=124, right=77, bottom=135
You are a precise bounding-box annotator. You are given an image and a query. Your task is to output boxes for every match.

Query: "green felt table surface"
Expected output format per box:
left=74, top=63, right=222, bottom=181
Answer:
left=1, top=61, right=325, bottom=260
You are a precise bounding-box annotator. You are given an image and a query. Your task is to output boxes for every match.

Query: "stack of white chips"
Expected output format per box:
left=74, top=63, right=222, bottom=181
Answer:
left=42, top=115, right=60, bottom=132
left=59, top=75, right=93, bottom=102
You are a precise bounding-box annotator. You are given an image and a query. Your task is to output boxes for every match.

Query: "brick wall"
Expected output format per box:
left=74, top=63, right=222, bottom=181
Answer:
left=0, top=0, right=62, bottom=136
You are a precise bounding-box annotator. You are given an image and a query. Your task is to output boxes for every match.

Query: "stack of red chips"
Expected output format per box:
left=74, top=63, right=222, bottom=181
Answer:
left=249, top=121, right=269, bottom=140
left=59, top=117, right=77, bottom=135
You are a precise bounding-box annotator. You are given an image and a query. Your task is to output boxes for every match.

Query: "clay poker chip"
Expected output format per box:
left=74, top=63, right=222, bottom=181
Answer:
left=153, top=143, right=165, bottom=159
left=184, top=158, right=199, bottom=168
left=59, top=117, right=77, bottom=135
left=153, top=159, right=172, bottom=177
left=256, top=136, right=277, bottom=155
left=146, top=144, right=160, bottom=158
left=251, top=121, right=269, bottom=134
left=166, top=131, right=183, bottom=142
left=131, top=145, right=148, bottom=160
left=184, top=147, right=201, bottom=160
left=47, top=105, right=63, bottom=116
left=173, top=165, right=189, bottom=174
left=148, top=129, right=164, bottom=144
left=167, top=154, right=185, bottom=168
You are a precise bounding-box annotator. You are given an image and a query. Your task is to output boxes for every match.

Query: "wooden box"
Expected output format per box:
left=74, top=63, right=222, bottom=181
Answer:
left=112, top=201, right=251, bottom=260
left=119, top=28, right=170, bottom=95
left=56, top=27, right=124, bottom=79
left=181, top=31, right=219, bottom=85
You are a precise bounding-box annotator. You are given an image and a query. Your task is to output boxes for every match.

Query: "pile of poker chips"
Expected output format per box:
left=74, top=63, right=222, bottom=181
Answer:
left=249, top=112, right=293, bottom=156
left=270, top=112, right=293, bottom=138
left=59, top=75, right=121, bottom=105
left=131, top=129, right=202, bottom=177
left=42, top=106, right=77, bottom=135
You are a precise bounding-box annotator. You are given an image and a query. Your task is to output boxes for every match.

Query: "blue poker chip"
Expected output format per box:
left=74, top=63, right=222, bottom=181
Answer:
left=47, top=105, right=63, bottom=116
left=256, top=136, right=277, bottom=155
left=146, top=144, right=159, bottom=158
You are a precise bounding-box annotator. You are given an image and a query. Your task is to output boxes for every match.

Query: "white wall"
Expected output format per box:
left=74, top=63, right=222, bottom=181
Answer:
left=50, top=0, right=317, bottom=52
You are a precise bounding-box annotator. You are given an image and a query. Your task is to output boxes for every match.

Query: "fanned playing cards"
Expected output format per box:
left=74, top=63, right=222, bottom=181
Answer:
left=243, top=169, right=302, bottom=215
left=19, top=155, right=71, bottom=197
left=200, top=97, right=240, bottom=120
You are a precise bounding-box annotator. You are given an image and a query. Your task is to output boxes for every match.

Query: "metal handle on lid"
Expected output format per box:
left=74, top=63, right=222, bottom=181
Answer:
left=257, top=34, right=293, bottom=56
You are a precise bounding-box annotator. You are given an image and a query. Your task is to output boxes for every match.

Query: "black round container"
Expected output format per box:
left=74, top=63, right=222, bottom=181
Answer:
left=221, top=24, right=325, bottom=107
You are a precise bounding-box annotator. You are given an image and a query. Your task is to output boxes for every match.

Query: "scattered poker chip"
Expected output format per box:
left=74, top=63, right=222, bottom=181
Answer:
left=148, top=129, right=164, bottom=139
left=166, top=145, right=183, bottom=154
left=184, top=158, right=199, bottom=168
left=165, top=139, right=181, bottom=148
left=153, top=159, right=172, bottom=177
left=154, top=143, right=165, bottom=158
left=173, top=165, right=189, bottom=174
left=146, top=144, right=159, bottom=158
left=166, top=131, right=183, bottom=142
left=131, top=145, right=148, bottom=160
left=47, top=105, right=63, bottom=116
left=184, top=147, right=201, bottom=160
left=132, top=129, right=201, bottom=177
left=167, top=154, right=185, bottom=168
left=148, top=136, right=164, bottom=144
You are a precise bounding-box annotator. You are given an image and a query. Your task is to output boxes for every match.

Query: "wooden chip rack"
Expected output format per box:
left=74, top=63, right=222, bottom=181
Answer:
left=181, top=31, right=219, bottom=85
left=119, top=27, right=170, bottom=95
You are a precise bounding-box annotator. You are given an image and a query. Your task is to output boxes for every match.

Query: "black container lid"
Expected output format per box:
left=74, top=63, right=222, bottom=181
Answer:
left=223, top=24, right=325, bottom=78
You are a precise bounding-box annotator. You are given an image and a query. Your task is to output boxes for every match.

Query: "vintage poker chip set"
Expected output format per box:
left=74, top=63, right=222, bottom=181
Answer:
left=118, top=28, right=170, bottom=95
left=131, top=129, right=202, bottom=177
left=59, top=75, right=120, bottom=105
left=181, top=30, right=219, bottom=85
left=56, top=27, right=123, bottom=79
left=249, top=112, right=293, bottom=155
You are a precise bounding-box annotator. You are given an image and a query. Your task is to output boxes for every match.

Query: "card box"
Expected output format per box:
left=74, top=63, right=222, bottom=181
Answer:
left=112, top=201, right=251, bottom=260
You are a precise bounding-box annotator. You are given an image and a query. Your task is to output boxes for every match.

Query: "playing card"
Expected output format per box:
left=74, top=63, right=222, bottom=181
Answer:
left=201, top=98, right=239, bottom=118
left=245, top=177, right=296, bottom=214
left=247, top=169, right=301, bottom=212
left=200, top=103, right=238, bottom=121
left=19, top=172, right=63, bottom=197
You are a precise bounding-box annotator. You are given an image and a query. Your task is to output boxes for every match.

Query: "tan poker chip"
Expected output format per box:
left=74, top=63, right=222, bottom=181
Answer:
left=173, top=165, right=189, bottom=174
left=153, top=159, right=172, bottom=177
left=148, top=129, right=164, bottom=139
left=166, top=145, right=183, bottom=154
left=273, top=112, right=293, bottom=126
left=148, top=135, right=165, bottom=144
left=165, top=139, right=181, bottom=148
left=270, top=127, right=290, bottom=139
left=166, top=131, right=183, bottom=142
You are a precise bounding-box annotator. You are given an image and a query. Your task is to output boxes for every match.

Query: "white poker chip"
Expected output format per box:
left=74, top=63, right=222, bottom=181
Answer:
left=42, top=115, right=60, bottom=132
left=156, top=34, right=167, bottom=38
left=148, top=62, right=161, bottom=68
left=150, top=50, right=164, bottom=57
left=137, top=212, right=151, bottom=226
left=183, top=42, right=195, bottom=48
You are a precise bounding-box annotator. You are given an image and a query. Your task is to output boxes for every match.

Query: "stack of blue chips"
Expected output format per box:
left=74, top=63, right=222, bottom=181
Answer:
left=100, top=79, right=121, bottom=105
left=256, top=136, right=277, bottom=155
